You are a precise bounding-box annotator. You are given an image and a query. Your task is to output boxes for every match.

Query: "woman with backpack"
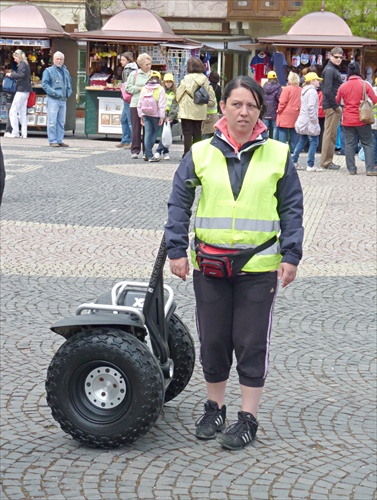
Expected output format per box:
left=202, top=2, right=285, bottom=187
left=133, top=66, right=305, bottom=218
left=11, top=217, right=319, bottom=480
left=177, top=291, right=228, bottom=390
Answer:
left=177, top=57, right=212, bottom=157
left=137, top=71, right=166, bottom=162
left=5, top=49, right=32, bottom=139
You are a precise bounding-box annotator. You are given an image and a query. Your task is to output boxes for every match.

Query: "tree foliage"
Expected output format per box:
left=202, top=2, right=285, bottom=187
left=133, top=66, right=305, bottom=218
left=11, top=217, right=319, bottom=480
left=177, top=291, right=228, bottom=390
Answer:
left=281, top=0, right=377, bottom=39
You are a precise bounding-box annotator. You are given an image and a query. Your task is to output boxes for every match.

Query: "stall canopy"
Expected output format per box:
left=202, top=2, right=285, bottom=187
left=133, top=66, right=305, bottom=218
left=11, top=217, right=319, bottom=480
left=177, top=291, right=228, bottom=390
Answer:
left=71, top=8, right=199, bottom=46
left=255, top=11, right=377, bottom=48
left=0, top=3, right=70, bottom=38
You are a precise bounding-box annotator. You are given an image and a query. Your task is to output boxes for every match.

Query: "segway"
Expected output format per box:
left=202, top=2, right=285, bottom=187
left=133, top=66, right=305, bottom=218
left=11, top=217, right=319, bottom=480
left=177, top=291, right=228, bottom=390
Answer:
left=45, top=235, right=195, bottom=448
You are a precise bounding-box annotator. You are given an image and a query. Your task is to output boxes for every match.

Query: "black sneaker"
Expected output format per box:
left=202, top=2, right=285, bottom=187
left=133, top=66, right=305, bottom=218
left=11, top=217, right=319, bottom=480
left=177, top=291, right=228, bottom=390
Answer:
left=217, top=411, right=258, bottom=450
left=195, top=400, right=226, bottom=440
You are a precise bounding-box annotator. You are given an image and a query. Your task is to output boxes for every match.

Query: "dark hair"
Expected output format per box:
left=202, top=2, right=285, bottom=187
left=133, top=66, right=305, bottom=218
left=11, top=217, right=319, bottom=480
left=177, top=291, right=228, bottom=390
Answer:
left=187, top=57, right=206, bottom=74
left=222, top=76, right=266, bottom=119
left=209, top=71, right=220, bottom=84
left=348, top=61, right=361, bottom=76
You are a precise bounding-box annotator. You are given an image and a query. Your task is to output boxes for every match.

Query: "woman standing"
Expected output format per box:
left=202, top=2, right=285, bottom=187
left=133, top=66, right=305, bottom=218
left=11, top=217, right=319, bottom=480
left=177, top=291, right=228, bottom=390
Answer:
left=165, top=76, right=303, bottom=450
left=276, top=71, right=301, bottom=153
left=292, top=72, right=323, bottom=172
left=116, top=52, right=137, bottom=149
left=336, top=62, right=377, bottom=176
left=6, top=49, right=32, bottom=139
left=125, top=53, right=152, bottom=159
left=263, top=70, right=282, bottom=139
left=176, top=57, right=212, bottom=157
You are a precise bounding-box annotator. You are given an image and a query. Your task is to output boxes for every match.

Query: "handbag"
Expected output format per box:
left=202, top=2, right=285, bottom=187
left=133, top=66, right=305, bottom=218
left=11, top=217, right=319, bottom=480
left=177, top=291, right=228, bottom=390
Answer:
left=359, top=82, right=374, bottom=125
left=121, top=70, right=138, bottom=103
left=2, top=76, right=16, bottom=93
left=194, top=85, right=209, bottom=105
left=27, top=91, right=37, bottom=108
left=195, top=235, right=277, bottom=278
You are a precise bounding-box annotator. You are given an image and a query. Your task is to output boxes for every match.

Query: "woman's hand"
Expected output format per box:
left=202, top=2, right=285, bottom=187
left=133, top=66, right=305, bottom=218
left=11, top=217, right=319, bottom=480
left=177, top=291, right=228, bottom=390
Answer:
left=158, top=117, right=163, bottom=126
left=170, top=257, right=190, bottom=281
left=278, top=262, right=297, bottom=288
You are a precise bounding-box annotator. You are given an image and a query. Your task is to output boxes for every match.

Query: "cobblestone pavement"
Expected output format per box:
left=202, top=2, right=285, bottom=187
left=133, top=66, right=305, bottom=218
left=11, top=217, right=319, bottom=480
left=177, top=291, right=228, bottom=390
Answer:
left=1, top=125, right=376, bottom=500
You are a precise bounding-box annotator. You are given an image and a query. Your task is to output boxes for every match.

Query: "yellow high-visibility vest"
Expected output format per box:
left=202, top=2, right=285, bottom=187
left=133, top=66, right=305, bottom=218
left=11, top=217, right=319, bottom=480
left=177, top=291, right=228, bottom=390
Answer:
left=190, top=138, right=288, bottom=272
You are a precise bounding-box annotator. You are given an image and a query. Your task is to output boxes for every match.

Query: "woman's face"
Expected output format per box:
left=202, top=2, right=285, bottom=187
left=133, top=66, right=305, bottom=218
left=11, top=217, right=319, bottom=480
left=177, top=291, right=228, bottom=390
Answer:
left=13, top=54, right=21, bottom=64
left=164, top=81, right=173, bottom=88
left=220, top=86, right=261, bottom=138
left=139, top=59, right=152, bottom=73
left=120, top=56, right=128, bottom=67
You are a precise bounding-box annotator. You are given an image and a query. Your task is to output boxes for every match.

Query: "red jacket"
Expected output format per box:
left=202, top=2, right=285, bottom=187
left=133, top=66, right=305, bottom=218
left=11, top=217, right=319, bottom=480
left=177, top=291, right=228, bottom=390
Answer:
left=276, top=85, right=302, bottom=128
left=336, top=75, right=377, bottom=127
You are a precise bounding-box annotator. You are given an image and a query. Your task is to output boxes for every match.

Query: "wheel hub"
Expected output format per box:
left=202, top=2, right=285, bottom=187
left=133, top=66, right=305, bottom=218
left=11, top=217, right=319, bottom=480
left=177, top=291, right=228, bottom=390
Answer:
left=84, top=366, right=126, bottom=409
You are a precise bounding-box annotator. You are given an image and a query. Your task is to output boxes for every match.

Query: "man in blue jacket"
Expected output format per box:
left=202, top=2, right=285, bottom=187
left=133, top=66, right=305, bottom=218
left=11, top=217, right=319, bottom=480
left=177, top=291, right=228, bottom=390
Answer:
left=42, top=51, right=72, bottom=147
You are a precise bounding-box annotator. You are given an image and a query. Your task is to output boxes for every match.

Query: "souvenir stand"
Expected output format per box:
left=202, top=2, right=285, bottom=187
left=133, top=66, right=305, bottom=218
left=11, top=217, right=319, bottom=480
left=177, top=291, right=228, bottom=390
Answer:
left=70, top=8, right=201, bottom=137
left=0, top=2, right=78, bottom=133
left=250, top=10, right=377, bottom=86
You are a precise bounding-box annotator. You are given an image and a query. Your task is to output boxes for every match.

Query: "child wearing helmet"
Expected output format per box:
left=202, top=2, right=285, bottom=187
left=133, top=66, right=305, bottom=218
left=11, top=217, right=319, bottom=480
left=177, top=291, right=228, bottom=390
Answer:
left=153, top=73, right=178, bottom=161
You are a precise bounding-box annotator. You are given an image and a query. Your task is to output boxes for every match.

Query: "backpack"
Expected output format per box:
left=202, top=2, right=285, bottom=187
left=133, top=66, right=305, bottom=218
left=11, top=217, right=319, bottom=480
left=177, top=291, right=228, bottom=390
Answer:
left=194, top=84, right=209, bottom=105
left=2, top=76, right=16, bottom=93
left=140, top=86, right=162, bottom=116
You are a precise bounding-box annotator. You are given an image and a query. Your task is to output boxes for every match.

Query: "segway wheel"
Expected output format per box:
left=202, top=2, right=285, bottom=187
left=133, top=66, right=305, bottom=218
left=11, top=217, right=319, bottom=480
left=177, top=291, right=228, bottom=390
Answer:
left=46, top=328, right=164, bottom=448
left=164, top=313, right=196, bottom=403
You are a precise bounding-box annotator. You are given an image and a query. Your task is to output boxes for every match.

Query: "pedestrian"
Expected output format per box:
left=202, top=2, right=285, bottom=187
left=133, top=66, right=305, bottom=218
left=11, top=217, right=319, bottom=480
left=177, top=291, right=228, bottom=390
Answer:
left=154, top=73, right=178, bottom=161
left=137, top=71, right=166, bottom=162
left=263, top=70, right=282, bottom=139
left=335, top=62, right=377, bottom=176
left=165, top=75, right=304, bottom=451
left=41, top=51, right=72, bottom=147
left=0, top=145, right=5, bottom=205
left=208, top=71, right=222, bottom=113
left=276, top=71, right=301, bottom=153
left=201, top=85, right=219, bottom=139
left=2, top=67, right=16, bottom=138
left=292, top=72, right=323, bottom=172
left=372, top=78, right=377, bottom=168
left=317, top=84, right=325, bottom=153
left=116, top=52, right=137, bottom=149
left=176, top=57, right=212, bottom=157
left=125, top=53, right=152, bottom=159
left=5, top=49, right=32, bottom=139
left=319, top=47, right=344, bottom=170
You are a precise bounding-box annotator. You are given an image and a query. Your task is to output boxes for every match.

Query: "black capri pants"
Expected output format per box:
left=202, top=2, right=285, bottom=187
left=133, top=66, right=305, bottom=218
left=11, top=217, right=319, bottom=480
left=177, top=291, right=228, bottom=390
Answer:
left=193, top=270, right=279, bottom=388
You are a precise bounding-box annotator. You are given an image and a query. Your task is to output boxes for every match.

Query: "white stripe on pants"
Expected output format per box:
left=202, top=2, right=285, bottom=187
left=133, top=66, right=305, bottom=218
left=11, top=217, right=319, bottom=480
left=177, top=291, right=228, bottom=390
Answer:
left=9, top=92, right=29, bottom=138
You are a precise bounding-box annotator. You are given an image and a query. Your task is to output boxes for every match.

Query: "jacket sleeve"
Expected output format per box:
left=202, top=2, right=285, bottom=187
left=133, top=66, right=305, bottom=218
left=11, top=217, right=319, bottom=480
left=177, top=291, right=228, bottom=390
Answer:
left=125, top=70, right=138, bottom=94
left=167, top=97, right=178, bottom=120
left=158, top=87, right=166, bottom=118
left=277, top=88, right=288, bottom=113
left=176, top=81, right=186, bottom=103
left=276, top=152, right=304, bottom=266
left=366, top=83, right=377, bottom=105
left=11, top=62, right=28, bottom=82
left=41, top=68, right=54, bottom=97
left=165, top=151, right=198, bottom=259
left=137, top=88, right=143, bottom=118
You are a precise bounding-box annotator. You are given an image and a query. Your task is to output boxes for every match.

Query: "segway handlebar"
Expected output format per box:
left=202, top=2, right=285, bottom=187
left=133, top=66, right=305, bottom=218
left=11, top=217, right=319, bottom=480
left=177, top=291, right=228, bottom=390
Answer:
left=184, top=178, right=201, bottom=188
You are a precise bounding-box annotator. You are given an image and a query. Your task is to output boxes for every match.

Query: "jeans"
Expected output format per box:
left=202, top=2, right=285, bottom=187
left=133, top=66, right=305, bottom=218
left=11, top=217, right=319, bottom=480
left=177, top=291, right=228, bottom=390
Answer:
left=263, top=118, right=278, bottom=139
left=143, top=116, right=161, bottom=159
left=9, top=91, right=29, bottom=137
left=292, top=134, right=319, bottom=167
left=277, top=127, right=298, bottom=153
left=46, top=97, right=66, bottom=144
left=372, top=129, right=377, bottom=166
left=121, top=101, right=132, bottom=144
left=343, top=125, right=374, bottom=173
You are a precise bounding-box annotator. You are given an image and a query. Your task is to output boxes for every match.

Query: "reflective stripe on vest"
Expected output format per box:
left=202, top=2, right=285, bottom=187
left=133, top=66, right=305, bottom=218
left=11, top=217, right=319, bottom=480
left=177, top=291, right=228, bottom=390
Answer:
left=190, top=138, right=288, bottom=272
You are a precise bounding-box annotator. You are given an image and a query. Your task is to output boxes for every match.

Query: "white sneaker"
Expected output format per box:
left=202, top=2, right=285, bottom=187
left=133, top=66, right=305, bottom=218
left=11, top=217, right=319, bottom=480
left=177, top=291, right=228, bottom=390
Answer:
left=131, top=154, right=138, bottom=159
left=154, top=152, right=161, bottom=159
left=163, top=154, right=170, bottom=160
left=306, top=165, right=323, bottom=172
left=21, top=135, right=27, bottom=139
left=3, top=132, right=13, bottom=138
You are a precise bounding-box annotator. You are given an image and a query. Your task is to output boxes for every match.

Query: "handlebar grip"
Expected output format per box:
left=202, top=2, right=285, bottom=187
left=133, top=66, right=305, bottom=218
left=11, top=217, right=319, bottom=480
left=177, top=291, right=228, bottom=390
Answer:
left=184, top=178, right=201, bottom=188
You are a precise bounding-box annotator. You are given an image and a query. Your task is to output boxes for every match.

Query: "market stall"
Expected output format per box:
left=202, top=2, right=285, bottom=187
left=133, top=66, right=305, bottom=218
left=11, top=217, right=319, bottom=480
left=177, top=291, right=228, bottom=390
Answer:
left=242, top=10, right=377, bottom=86
left=0, top=2, right=77, bottom=133
left=71, top=8, right=201, bottom=137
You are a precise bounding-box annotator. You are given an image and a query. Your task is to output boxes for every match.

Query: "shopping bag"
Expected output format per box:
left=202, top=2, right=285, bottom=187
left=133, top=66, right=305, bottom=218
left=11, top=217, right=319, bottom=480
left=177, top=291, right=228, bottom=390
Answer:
left=2, top=76, right=16, bottom=93
left=359, top=82, right=374, bottom=125
left=27, top=91, right=37, bottom=108
left=121, top=82, right=132, bottom=103
left=161, top=122, right=173, bottom=148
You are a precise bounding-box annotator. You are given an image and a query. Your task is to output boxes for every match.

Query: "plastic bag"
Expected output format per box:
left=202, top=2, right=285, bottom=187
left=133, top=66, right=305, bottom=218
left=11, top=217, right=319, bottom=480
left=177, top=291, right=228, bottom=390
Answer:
left=161, top=122, right=173, bottom=148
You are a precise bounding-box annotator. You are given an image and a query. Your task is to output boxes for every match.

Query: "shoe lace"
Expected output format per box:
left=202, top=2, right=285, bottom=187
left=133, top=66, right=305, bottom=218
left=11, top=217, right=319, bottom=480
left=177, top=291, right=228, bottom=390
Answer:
left=195, top=405, right=220, bottom=427
left=225, top=415, right=257, bottom=436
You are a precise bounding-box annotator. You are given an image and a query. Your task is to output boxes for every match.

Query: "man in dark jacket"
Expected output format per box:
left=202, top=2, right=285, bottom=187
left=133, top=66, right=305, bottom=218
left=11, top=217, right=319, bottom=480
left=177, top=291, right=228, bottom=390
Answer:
left=320, top=47, right=344, bottom=170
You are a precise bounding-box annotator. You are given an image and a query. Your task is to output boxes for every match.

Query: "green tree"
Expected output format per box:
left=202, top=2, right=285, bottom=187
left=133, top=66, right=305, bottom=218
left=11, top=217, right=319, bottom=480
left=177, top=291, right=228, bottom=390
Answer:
left=281, top=0, right=377, bottom=39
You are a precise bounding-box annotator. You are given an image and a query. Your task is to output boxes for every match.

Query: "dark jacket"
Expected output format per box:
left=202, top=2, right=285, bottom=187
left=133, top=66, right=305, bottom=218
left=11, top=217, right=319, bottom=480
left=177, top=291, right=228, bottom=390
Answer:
left=322, top=61, right=343, bottom=110
left=10, top=61, right=32, bottom=93
left=263, top=81, right=282, bottom=120
left=165, top=128, right=304, bottom=267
